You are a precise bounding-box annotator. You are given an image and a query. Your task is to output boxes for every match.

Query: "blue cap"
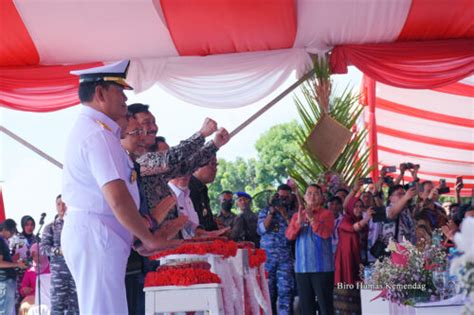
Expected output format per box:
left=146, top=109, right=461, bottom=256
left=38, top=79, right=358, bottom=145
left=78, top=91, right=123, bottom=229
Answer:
left=235, top=191, right=252, bottom=200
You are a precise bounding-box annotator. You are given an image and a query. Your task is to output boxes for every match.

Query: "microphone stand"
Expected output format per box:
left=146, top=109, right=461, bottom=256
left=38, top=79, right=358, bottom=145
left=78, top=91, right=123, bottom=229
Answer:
left=35, top=215, right=46, bottom=315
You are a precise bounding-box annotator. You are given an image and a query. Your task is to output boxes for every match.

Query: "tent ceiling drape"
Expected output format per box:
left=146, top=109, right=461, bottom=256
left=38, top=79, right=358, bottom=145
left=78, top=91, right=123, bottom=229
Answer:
left=1, top=0, right=473, bottom=112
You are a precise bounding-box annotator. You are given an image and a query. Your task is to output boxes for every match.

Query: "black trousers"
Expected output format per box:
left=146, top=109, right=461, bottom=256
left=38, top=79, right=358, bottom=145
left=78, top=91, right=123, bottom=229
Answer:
left=295, top=272, right=334, bottom=315
left=125, top=272, right=145, bottom=315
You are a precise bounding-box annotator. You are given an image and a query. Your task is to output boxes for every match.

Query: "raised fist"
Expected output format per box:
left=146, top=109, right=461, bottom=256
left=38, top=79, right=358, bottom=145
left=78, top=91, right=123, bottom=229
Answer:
left=213, top=128, right=230, bottom=148
left=199, top=118, right=218, bottom=138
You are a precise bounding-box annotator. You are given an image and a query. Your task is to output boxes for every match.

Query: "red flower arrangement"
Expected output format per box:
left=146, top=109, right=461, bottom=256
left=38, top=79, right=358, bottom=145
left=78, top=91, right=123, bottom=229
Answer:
left=248, top=249, right=267, bottom=268
left=150, top=239, right=238, bottom=260
left=236, top=242, right=255, bottom=250
left=158, top=261, right=211, bottom=271
left=145, top=267, right=221, bottom=287
left=184, top=237, right=227, bottom=243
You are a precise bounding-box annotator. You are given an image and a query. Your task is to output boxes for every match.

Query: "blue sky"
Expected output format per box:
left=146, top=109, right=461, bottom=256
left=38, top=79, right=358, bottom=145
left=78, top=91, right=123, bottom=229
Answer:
left=0, top=68, right=361, bottom=225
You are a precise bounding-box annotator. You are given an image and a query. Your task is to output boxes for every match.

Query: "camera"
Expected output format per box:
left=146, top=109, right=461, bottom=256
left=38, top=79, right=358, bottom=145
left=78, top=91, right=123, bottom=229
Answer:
left=383, top=176, right=394, bottom=185
left=438, top=179, right=450, bottom=194
left=384, top=166, right=397, bottom=173
left=271, top=197, right=284, bottom=208
left=372, top=206, right=387, bottom=223
left=456, top=176, right=464, bottom=189
left=401, top=162, right=420, bottom=170
left=361, top=177, right=373, bottom=184
left=404, top=179, right=419, bottom=191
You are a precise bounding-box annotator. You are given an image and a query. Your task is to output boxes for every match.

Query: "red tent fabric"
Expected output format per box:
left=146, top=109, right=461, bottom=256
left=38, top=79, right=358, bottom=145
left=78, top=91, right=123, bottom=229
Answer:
left=0, top=186, right=5, bottom=223
left=330, top=39, right=474, bottom=89
left=1, top=1, right=473, bottom=220
left=1, top=0, right=473, bottom=112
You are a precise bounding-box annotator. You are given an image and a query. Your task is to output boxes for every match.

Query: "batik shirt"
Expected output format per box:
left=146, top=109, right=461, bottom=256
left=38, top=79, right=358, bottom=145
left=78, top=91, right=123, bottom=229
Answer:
left=382, top=205, right=416, bottom=244
left=331, top=213, right=343, bottom=256
left=137, top=133, right=217, bottom=225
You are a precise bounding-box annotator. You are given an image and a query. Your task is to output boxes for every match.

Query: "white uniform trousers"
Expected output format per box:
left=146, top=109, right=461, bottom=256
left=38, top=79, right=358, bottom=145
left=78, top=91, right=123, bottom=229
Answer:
left=62, top=211, right=131, bottom=315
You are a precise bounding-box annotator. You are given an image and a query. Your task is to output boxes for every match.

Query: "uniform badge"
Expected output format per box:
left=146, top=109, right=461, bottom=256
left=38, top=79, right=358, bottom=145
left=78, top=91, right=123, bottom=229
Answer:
left=272, top=222, right=280, bottom=232
left=95, top=120, right=112, bottom=131
left=130, top=169, right=137, bottom=183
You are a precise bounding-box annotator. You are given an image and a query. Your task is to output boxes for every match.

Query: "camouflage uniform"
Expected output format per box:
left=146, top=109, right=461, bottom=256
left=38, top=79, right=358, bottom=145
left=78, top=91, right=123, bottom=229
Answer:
left=258, top=207, right=295, bottom=315
left=40, top=217, right=79, bottom=315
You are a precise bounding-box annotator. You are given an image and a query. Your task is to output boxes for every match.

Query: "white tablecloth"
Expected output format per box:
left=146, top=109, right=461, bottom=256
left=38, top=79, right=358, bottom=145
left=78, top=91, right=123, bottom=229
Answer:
left=361, top=290, right=465, bottom=315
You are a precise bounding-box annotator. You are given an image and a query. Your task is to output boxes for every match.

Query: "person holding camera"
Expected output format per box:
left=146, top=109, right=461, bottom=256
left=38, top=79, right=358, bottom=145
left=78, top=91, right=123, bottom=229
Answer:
left=394, top=163, right=419, bottom=186
left=257, top=184, right=296, bottom=315
left=344, top=179, right=382, bottom=264
left=415, top=181, right=448, bottom=229
left=382, top=185, right=418, bottom=245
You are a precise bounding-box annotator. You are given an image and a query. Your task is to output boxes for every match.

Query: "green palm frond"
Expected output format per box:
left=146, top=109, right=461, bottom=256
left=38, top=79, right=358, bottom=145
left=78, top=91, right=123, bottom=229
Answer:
left=290, top=58, right=372, bottom=189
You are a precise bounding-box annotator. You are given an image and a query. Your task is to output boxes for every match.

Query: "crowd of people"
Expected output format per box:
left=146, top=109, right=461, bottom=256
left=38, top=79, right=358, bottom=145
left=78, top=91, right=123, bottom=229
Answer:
left=0, top=195, right=79, bottom=315
left=1, top=61, right=472, bottom=315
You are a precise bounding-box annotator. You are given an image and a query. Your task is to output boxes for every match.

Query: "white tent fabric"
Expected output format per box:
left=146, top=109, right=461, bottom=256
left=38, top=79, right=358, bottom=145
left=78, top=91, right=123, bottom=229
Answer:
left=294, top=0, right=412, bottom=53
left=370, top=79, right=474, bottom=195
left=127, top=49, right=312, bottom=108
left=8, top=0, right=420, bottom=108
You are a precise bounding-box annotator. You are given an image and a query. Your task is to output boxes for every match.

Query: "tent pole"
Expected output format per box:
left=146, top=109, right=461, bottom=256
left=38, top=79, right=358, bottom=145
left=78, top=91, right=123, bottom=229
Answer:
left=366, top=76, right=379, bottom=180
left=229, top=68, right=316, bottom=138
left=0, top=126, right=63, bottom=169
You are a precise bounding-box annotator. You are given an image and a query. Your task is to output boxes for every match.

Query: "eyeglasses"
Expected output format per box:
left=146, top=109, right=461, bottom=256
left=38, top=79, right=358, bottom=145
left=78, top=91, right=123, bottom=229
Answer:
left=145, top=130, right=157, bottom=136
left=126, top=129, right=144, bottom=136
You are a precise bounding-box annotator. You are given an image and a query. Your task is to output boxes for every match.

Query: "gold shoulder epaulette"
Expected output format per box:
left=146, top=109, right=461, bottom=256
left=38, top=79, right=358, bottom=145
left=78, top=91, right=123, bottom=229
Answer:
left=95, top=120, right=112, bottom=132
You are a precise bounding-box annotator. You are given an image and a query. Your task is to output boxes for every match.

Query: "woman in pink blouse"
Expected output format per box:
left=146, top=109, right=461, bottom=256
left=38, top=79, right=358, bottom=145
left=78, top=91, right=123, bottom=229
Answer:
left=19, top=243, right=50, bottom=315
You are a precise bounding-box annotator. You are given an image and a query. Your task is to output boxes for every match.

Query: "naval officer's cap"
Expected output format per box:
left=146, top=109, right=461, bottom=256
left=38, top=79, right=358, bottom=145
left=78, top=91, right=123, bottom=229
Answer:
left=71, top=60, right=133, bottom=90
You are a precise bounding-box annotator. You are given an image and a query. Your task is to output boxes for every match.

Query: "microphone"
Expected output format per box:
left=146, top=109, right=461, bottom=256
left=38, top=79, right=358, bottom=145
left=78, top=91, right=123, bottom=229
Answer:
left=39, top=213, right=46, bottom=225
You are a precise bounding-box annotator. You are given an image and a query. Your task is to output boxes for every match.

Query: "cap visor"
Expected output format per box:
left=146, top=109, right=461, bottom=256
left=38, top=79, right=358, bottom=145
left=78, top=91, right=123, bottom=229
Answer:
left=103, top=77, right=134, bottom=90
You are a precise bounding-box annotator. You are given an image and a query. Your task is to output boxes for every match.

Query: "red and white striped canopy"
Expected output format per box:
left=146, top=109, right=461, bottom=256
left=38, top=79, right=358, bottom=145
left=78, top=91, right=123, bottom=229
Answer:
left=2, top=0, right=472, bottom=66
left=368, top=77, right=474, bottom=196
left=1, top=0, right=473, bottom=111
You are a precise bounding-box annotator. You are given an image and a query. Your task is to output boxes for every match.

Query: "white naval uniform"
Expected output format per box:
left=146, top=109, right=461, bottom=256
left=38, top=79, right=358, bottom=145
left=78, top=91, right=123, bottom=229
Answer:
left=61, top=106, right=139, bottom=315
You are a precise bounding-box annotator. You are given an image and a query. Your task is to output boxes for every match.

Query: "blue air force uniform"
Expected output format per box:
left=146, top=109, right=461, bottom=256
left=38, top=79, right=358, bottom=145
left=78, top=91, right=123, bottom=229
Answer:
left=258, top=207, right=295, bottom=315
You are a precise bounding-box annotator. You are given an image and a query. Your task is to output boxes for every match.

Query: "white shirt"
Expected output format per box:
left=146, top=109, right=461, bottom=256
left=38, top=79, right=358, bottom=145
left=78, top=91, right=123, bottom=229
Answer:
left=62, top=106, right=139, bottom=244
left=168, top=182, right=200, bottom=239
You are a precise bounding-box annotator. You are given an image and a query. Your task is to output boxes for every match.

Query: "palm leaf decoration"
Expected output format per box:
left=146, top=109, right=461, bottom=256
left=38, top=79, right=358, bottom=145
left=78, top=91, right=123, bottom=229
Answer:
left=288, top=56, right=373, bottom=191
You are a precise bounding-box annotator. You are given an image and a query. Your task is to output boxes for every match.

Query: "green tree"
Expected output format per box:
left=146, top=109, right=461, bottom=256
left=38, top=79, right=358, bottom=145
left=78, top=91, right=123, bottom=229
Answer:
left=208, top=121, right=301, bottom=213
left=255, top=120, right=301, bottom=185
left=208, top=157, right=259, bottom=213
